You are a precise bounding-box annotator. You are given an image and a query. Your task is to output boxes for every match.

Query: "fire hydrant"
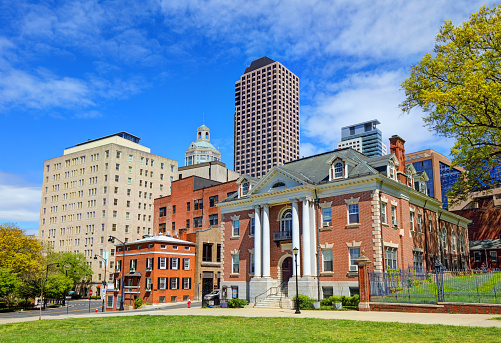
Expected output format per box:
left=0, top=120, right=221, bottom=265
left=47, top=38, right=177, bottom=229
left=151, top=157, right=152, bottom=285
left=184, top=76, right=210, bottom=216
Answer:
left=95, top=309, right=98, bottom=313
left=188, top=299, right=191, bottom=308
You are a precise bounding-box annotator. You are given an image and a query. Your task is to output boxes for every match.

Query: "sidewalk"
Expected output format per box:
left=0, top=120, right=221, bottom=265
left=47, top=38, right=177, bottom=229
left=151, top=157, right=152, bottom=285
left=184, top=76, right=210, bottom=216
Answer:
left=2, top=304, right=501, bottom=328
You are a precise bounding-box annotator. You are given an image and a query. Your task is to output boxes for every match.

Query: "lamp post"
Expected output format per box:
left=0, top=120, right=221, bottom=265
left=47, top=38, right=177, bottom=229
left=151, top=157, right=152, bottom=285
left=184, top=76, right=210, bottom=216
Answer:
left=108, top=235, right=125, bottom=311
left=94, top=254, right=108, bottom=312
left=39, top=262, right=59, bottom=320
left=293, top=247, right=300, bottom=314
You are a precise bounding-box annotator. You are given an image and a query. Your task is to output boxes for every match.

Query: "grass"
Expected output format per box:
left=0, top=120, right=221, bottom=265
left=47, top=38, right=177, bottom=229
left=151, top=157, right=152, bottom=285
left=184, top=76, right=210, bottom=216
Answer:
left=374, top=272, right=501, bottom=304
left=1, top=315, right=501, bottom=342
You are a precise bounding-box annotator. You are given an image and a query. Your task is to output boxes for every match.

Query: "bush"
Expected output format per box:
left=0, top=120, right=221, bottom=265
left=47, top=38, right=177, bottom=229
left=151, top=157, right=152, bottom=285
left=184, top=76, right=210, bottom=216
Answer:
left=90, top=296, right=101, bottom=300
left=227, top=298, right=248, bottom=308
left=292, top=294, right=316, bottom=310
left=134, top=298, right=143, bottom=309
left=17, top=300, right=33, bottom=309
left=320, top=295, right=359, bottom=307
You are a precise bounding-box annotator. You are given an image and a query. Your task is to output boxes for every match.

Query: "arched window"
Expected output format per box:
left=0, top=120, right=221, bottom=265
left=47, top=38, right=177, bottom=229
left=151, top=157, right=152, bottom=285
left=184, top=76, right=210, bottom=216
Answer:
left=334, top=162, right=343, bottom=178
left=206, top=132, right=209, bottom=139
left=280, top=209, right=292, bottom=233
left=441, top=227, right=448, bottom=251
left=272, top=181, right=285, bottom=188
left=241, top=182, right=249, bottom=196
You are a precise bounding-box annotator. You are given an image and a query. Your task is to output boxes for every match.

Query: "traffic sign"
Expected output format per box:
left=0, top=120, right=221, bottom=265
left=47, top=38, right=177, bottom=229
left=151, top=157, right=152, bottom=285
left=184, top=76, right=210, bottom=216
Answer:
left=89, top=290, right=93, bottom=296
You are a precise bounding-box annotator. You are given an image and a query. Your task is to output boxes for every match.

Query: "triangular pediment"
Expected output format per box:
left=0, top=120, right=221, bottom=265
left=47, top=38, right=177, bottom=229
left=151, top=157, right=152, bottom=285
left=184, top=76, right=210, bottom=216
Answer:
left=248, top=167, right=306, bottom=195
left=326, top=152, right=358, bottom=167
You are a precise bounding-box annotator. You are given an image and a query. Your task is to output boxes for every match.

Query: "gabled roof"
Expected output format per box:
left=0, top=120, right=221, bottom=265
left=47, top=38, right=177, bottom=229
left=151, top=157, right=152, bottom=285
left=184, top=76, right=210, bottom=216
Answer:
left=469, top=239, right=501, bottom=250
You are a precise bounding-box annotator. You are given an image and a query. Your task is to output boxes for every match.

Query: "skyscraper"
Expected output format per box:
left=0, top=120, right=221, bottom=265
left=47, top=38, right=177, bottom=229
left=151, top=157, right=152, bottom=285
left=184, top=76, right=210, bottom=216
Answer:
left=39, top=132, right=178, bottom=287
left=234, top=57, right=300, bottom=178
left=337, top=120, right=387, bottom=157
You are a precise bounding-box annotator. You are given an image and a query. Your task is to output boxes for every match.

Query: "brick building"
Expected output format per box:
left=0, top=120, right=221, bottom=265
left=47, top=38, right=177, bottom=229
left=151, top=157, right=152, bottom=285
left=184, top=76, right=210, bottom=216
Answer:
left=106, top=235, right=195, bottom=310
left=218, top=136, right=470, bottom=302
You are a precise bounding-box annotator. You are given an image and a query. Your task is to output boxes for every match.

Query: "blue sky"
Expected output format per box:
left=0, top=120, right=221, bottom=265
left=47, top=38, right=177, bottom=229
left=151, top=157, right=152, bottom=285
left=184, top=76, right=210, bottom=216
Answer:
left=0, top=0, right=490, bottom=235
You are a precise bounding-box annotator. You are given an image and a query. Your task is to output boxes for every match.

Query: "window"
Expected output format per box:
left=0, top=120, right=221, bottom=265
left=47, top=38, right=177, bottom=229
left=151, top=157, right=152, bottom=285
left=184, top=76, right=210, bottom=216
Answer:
left=203, top=243, right=212, bottom=262
left=146, top=257, right=153, bottom=270
left=183, top=258, right=190, bottom=270
left=186, top=202, right=190, bottom=211
left=183, top=278, right=191, bottom=290
left=128, top=155, right=133, bottom=162
left=474, top=251, right=482, bottom=263
left=172, top=205, right=176, bottom=214
left=241, top=182, right=249, bottom=195
left=410, top=212, right=415, bottom=231
left=186, top=219, right=190, bottom=228
left=232, top=219, right=239, bottom=236
left=232, top=254, right=239, bottom=274
left=441, top=228, right=448, bottom=251
left=385, top=247, right=397, bottom=270
left=280, top=209, right=292, bottom=233
left=349, top=248, right=361, bottom=272
left=209, top=214, right=218, bottom=226
left=418, top=214, right=422, bottom=232
left=194, top=199, right=203, bottom=210
left=106, top=294, right=114, bottom=308
left=170, top=278, right=178, bottom=290
left=116, top=163, right=120, bottom=171
left=321, top=207, right=331, bottom=227
left=158, top=277, right=166, bottom=289
left=334, top=162, right=343, bottom=178
left=159, top=257, right=167, bottom=269
left=209, top=195, right=219, bottom=207
left=171, top=257, right=179, bottom=270
left=250, top=217, right=255, bottom=235
left=194, top=216, right=203, bottom=228
left=159, top=223, right=166, bottom=233
left=348, top=204, right=359, bottom=224
left=381, top=202, right=387, bottom=224
left=391, top=206, right=397, bottom=226
left=130, top=259, right=137, bottom=271
left=413, top=252, right=423, bottom=272
left=146, top=278, right=152, bottom=290
left=490, top=251, right=498, bottom=263
left=159, top=207, right=166, bottom=217
left=322, top=249, right=333, bottom=272
left=116, top=151, right=121, bottom=159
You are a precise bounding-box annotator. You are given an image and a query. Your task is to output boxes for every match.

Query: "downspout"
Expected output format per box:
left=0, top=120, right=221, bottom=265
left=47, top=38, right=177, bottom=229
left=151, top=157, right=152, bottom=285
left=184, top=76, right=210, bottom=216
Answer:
left=422, top=200, right=428, bottom=271
left=314, top=189, right=321, bottom=302
left=377, top=181, right=385, bottom=272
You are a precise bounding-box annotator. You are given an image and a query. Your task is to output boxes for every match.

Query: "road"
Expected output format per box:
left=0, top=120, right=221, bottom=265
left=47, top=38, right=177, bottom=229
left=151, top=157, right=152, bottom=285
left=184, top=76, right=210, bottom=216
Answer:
left=0, top=300, right=201, bottom=321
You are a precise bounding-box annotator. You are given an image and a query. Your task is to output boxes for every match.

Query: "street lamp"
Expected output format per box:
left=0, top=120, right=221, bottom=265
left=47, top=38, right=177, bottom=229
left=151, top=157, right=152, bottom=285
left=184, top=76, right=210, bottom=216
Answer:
left=293, top=247, right=300, bottom=314
left=94, top=254, right=108, bottom=312
left=108, top=235, right=125, bottom=311
left=39, top=262, right=59, bottom=320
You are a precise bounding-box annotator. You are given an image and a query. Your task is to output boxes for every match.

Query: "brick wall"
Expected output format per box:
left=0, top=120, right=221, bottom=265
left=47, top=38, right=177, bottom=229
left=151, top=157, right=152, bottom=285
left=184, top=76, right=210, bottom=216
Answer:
left=370, top=302, right=501, bottom=314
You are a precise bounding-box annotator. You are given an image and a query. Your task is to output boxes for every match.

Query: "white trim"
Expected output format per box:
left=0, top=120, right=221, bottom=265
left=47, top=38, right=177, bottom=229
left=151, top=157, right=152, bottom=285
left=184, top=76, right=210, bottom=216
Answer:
left=319, top=201, right=332, bottom=208
left=320, top=243, right=334, bottom=249
left=412, top=247, right=424, bottom=252
left=344, top=197, right=360, bottom=204
left=346, top=240, right=362, bottom=248
left=116, top=251, right=195, bottom=257
left=383, top=241, right=399, bottom=248
left=230, top=249, right=240, bottom=255
left=230, top=215, right=240, bottom=220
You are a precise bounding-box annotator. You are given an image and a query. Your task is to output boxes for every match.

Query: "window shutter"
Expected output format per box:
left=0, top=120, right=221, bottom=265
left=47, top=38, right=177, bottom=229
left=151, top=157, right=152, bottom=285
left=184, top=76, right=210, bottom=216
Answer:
left=189, top=278, right=192, bottom=289
left=166, top=257, right=169, bottom=269
left=170, top=257, right=174, bottom=269
left=158, top=257, right=161, bottom=268
left=151, top=258, right=154, bottom=269
left=157, top=277, right=161, bottom=289
left=166, top=277, right=169, bottom=289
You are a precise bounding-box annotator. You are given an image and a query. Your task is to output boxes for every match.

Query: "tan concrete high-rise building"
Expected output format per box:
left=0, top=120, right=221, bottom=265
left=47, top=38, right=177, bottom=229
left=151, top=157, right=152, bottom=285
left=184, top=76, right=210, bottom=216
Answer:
left=38, top=132, right=178, bottom=289
left=234, top=57, right=300, bottom=178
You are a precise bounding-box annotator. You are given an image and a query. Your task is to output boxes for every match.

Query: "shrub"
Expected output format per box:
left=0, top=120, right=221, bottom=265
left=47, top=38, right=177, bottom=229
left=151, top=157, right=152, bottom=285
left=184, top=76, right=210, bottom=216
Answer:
left=227, top=298, right=248, bottom=308
left=320, top=295, right=359, bottom=307
left=134, top=298, right=143, bottom=309
left=292, top=294, right=315, bottom=310
left=17, top=300, right=33, bottom=309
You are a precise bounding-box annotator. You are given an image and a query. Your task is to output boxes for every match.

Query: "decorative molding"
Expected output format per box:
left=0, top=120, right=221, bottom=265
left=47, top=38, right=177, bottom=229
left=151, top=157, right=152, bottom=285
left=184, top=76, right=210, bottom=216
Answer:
left=289, top=198, right=299, bottom=203
left=319, top=201, right=332, bottom=208
left=409, top=206, right=415, bottom=212
left=344, top=197, right=360, bottom=204
left=346, top=240, right=362, bottom=248
left=412, top=247, right=424, bottom=252
left=281, top=243, right=292, bottom=252
left=248, top=248, right=254, bottom=254
left=230, top=215, right=240, bottom=221
left=230, top=249, right=240, bottom=255
left=383, top=241, right=399, bottom=248
left=390, top=200, right=398, bottom=206
left=381, top=196, right=388, bottom=202
left=248, top=213, right=255, bottom=218
left=320, top=243, right=334, bottom=249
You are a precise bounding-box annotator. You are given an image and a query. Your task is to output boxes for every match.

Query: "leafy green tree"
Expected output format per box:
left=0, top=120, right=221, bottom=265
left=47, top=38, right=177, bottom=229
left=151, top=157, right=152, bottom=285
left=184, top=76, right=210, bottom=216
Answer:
left=0, top=223, right=45, bottom=278
left=48, top=252, right=92, bottom=283
left=400, top=5, right=501, bottom=205
left=0, top=268, right=19, bottom=300
left=44, top=274, right=73, bottom=299
left=16, top=278, right=41, bottom=300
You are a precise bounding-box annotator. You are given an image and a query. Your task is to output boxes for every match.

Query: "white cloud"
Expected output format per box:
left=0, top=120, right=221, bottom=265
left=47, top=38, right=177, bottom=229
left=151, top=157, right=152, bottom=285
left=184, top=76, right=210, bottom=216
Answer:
left=0, top=172, right=41, bottom=224
left=301, top=69, right=453, bottom=156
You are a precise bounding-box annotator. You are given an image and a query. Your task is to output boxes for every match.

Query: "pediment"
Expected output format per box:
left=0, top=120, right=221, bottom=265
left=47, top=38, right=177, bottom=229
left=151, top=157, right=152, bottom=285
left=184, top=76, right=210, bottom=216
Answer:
left=248, top=168, right=305, bottom=195
left=326, top=152, right=358, bottom=167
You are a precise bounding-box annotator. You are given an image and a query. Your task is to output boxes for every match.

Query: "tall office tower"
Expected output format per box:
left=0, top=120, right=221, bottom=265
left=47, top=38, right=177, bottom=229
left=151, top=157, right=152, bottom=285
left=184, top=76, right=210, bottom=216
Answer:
left=184, top=123, right=221, bottom=166
left=234, top=57, right=300, bottom=178
left=337, top=119, right=387, bottom=157
left=405, top=149, right=463, bottom=209
left=39, top=132, right=178, bottom=287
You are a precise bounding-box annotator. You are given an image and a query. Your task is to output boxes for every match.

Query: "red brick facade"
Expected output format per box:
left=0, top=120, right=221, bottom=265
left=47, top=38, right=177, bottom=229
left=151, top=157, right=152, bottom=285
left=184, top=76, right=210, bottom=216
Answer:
left=105, top=236, right=195, bottom=310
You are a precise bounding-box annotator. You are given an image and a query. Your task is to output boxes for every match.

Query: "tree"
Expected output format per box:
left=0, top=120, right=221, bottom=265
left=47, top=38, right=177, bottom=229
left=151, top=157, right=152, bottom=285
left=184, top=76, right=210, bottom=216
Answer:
left=0, top=268, right=19, bottom=301
left=44, top=274, right=73, bottom=299
left=48, top=252, right=93, bottom=284
left=0, top=223, right=45, bottom=278
left=400, top=5, right=501, bottom=205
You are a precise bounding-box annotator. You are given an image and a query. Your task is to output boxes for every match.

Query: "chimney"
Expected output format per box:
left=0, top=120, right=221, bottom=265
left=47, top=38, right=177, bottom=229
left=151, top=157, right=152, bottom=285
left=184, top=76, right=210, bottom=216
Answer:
left=179, top=228, right=188, bottom=241
left=389, top=135, right=407, bottom=184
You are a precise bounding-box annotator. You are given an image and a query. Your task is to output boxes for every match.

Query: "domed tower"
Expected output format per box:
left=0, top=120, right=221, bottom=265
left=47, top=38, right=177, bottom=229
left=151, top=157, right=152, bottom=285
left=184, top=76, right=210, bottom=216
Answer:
left=185, top=123, right=221, bottom=166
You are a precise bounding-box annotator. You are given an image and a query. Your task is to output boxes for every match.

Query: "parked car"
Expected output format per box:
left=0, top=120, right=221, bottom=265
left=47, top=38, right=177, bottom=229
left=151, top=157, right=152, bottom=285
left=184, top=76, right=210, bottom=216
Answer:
left=204, top=289, right=220, bottom=301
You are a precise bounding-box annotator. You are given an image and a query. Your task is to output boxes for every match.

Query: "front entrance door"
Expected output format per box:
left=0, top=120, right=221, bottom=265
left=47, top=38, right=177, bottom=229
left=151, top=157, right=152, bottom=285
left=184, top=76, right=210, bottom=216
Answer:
left=281, top=257, right=293, bottom=295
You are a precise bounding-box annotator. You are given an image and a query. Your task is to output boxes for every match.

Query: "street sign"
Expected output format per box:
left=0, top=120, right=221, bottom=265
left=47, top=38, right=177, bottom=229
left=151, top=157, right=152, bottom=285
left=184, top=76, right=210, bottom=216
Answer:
left=65, top=296, right=71, bottom=299
left=89, top=290, right=93, bottom=296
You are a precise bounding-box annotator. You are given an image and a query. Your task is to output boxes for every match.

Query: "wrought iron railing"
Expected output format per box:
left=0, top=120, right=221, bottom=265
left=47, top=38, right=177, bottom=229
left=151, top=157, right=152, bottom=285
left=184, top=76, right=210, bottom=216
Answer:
left=273, top=230, right=292, bottom=242
left=254, top=280, right=289, bottom=307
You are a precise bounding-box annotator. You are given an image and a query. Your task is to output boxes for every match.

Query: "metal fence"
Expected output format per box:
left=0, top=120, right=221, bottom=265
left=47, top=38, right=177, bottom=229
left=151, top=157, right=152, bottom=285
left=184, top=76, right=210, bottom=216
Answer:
left=370, top=261, right=501, bottom=304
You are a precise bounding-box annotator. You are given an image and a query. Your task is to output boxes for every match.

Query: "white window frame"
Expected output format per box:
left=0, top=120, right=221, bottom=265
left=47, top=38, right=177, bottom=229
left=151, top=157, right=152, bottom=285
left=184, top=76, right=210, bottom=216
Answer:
left=159, top=257, right=166, bottom=269
left=347, top=203, right=359, bottom=224
left=381, top=202, right=387, bottom=224
left=232, top=254, right=239, bottom=274
left=232, top=220, right=240, bottom=236
left=349, top=247, right=360, bottom=272
left=158, top=277, right=166, bottom=289
left=321, top=207, right=332, bottom=227
left=170, top=277, right=178, bottom=290
left=183, top=278, right=190, bottom=290
left=183, top=258, right=190, bottom=270
left=333, top=162, right=343, bottom=178
left=171, top=257, right=179, bottom=270
left=322, top=249, right=333, bottom=272
left=410, top=211, right=415, bottom=231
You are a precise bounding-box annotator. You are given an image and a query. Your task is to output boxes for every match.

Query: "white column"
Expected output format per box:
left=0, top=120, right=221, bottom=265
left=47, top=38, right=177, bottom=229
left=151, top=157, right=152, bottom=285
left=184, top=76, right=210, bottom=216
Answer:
left=309, top=202, right=317, bottom=276
left=262, top=204, right=271, bottom=278
left=254, top=206, right=262, bottom=278
left=302, top=198, right=311, bottom=277
left=291, top=199, right=301, bottom=276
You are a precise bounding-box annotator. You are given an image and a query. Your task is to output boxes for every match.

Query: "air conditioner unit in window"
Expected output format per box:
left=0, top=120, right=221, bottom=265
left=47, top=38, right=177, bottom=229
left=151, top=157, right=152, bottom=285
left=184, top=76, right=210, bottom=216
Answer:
left=349, top=265, right=358, bottom=272
left=393, top=220, right=399, bottom=226
left=146, top=267, right=152, bottom=272
left=323, top=221, right=331, bottom=227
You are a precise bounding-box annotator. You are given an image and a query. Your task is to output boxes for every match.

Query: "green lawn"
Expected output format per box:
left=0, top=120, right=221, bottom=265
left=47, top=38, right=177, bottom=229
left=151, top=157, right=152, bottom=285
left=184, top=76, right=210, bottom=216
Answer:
left=374, top=272, right=501, bottom=304
left=1, top=315, right=501, bottom=342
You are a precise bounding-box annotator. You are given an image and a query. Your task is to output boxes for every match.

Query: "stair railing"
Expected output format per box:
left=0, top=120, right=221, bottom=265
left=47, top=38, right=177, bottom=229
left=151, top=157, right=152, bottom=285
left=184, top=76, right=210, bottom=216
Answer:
left=254, top=280, right=289, bottom=306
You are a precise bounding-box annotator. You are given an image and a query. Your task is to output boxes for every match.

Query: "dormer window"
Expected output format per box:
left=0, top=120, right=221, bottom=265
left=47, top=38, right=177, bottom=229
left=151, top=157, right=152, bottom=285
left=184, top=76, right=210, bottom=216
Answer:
left=242, top=182, right=249, bottom=196
left=388, top=163, right=395, bottom=179
left=334, top=162, right=343, bottom=178
left=407, top=173, right=413, bottom=187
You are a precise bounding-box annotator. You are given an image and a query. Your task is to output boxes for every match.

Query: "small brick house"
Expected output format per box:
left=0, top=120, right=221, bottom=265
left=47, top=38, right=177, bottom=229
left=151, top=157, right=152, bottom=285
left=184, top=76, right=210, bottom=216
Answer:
left=218, top=136, right=471, bottom=302
left=105, top=235, right=195, bottom=310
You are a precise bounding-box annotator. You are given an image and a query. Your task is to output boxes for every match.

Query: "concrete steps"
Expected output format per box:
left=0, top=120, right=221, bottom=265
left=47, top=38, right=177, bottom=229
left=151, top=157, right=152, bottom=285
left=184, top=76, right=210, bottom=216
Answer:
left=254, top=293, right=293, bottom=309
